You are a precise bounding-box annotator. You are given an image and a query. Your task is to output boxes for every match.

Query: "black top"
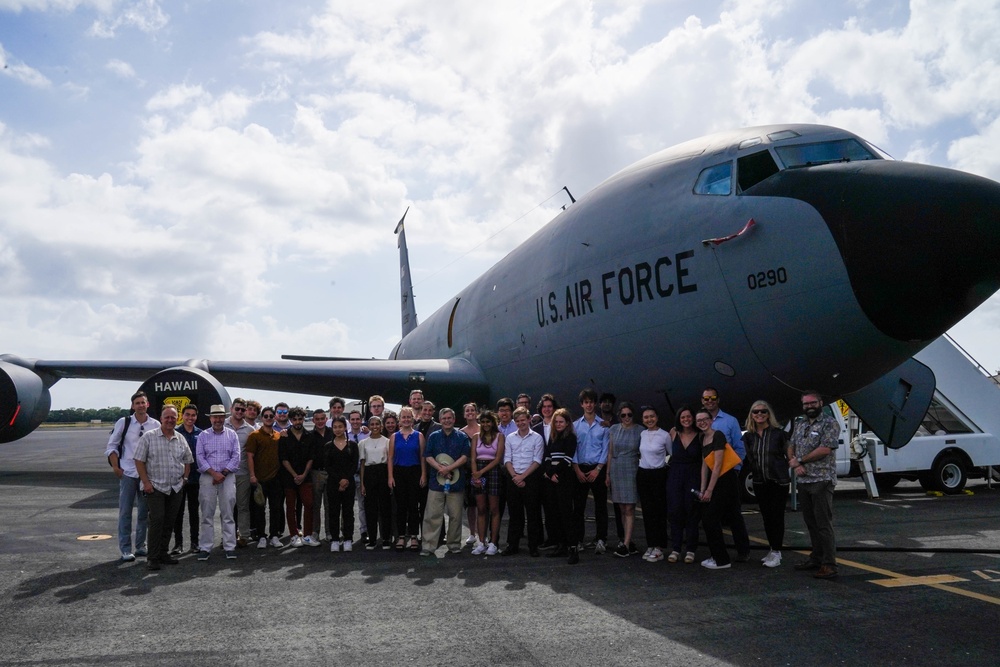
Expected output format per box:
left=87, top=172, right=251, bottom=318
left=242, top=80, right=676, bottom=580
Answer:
left=325, top=439, right=359, bottom=483
left=278, top=429, right=316, bottom=484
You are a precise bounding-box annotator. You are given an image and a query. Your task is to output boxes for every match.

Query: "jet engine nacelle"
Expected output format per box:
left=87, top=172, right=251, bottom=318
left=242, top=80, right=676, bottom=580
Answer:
left=137, top=367, right=232, bottom=430
left=0, top=360, right=52, bottom=443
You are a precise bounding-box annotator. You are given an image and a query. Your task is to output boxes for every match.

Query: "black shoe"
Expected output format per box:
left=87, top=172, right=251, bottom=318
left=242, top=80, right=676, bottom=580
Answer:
left=613, top=543, right=630, bottom=558
left=529, top=548, right=540, bottom=557
left=159, top=556, right=180, bottom=565
left=146, top=561, right=161, bottom=571
left=814, top=565, right=839, bottom=579
left=794, top=560, right=821, bottom=571
left=360, top=532, right=368, bottom=543
left=628, top=542, right=639, bottom=555
left=501, top=545, right=519, bottom=556
left=567, top=547, right=580, bottom=565
left=538, top=541, right=558, bottom=551
left=169, top=546, right=183, bottom=556
left=735, top=552, right=751, bottom=563
left=546, top=546, right=568, bottom=558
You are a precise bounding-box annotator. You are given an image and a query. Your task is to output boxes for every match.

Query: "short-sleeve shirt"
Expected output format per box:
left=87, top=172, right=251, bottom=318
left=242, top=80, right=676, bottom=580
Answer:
left=134, top=428, right=194, bottom=493
left=790, top=413, right=840, bottom=484
left=245, top=429, right=281, bottom=482
left=425, top=429, right=471, bottom=492
left=638, top=428, right=670, bottom=469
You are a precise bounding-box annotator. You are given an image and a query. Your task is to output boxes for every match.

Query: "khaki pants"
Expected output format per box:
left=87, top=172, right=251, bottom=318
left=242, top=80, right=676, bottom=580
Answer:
left=421, top=489, right=464, bottom=551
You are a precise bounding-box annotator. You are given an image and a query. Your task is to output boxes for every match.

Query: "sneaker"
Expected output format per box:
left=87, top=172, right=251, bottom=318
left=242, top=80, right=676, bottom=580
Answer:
left=647, top=548, right=664, bottom=562
left=134, top=548, right=148, bottom=558
left=628, top=542, right=640, bottom=555
left=225, top=551, right=237, bottom=560
left=735, top=552, right=751, bottom=563
left=684, top=551, right=696, bottom=564
left=381, top=542, right=392, bottom=550
left=538, top=540, right=558, bottom=551
left=471, top=542, right=487, bottom=555
left=419, top=550, right=434, bottom=557
left=119, top=552, right=135, bottom=563
left=485, top=543, right=498, bottom=556
left=594, top=539, right=606, bottom=555
left=169, top=546, right=183, bottom=556
left=641, top=547, right=654, bottom=561
left=190, top=546, right=200, bottom=554
left=701, top=557, right=731, bottom=570
left=330, top=541, right=341, bottom=552
left=761, top=550, right=772, bottom=563
left=257, top=537, right=267, bottom=549
left=311, top=533, right=320, bottom=543
left=448, top=547, right=462, bottom=554
left=613, top=543, right=629, bottom=558
left=302, top=536, right=320, bottom=548
left=763, top=551, right=782, bottom=568
left=466, top=534, right=479, bottom=546
left=197, top=550, right=210, bottom=561
left=667, top=551, right=680, bottom=563
left=269, top=536, right=284, bottom=548
left=343, top=540, right=353, bottom=552
left=567, top=546, right=580, bottom=565
left=291, top=535, right=304, bottom=548
left=366, top=542, right=377, bottom=550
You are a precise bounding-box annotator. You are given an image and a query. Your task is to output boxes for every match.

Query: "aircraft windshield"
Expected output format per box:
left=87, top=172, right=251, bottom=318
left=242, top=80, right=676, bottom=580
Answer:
left=774, top=139, right=879, bottom=168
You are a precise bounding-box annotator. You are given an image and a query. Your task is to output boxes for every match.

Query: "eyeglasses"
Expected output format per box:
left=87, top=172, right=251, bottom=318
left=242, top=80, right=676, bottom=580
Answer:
left=702, top=395, right=718, bottom=402
left=695, top=418, right=711, bottom=424
left=752, top=409, right=769, bottom=415
left=262, top=414, right=275, bottom=419
left=619, top=412, right=633, bottom=418
left=802, top=401, right=821, bottom=408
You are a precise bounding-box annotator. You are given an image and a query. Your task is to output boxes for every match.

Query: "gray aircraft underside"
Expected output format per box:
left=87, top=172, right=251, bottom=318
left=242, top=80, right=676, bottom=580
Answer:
left=4, top=124, right=1000, bottom=446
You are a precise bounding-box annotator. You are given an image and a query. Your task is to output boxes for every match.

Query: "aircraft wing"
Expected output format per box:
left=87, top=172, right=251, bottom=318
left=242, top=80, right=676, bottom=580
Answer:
left=22, top=356, right=490, bottom=408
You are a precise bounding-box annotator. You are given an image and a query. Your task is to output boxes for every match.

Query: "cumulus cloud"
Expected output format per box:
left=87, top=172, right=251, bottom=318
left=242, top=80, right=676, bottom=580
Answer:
left=105, top=58, right=140, bottom=82
left=87, top=0, right=167, bottom=38
left=0, top=42, right=51, bottom=88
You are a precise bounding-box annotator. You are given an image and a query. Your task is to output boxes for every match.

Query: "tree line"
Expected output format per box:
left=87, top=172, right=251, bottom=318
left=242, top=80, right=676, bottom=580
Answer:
left=45, top=407, right=130, bottom=423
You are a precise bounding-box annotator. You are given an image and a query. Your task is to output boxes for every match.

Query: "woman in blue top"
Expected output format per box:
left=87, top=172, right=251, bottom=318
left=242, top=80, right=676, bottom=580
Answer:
left=388, top=406, right=426, bottom=551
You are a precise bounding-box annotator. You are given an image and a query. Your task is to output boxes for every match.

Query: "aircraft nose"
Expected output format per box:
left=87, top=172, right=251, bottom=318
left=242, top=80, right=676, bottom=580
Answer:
left=746, top=160, right=1000, bottom=341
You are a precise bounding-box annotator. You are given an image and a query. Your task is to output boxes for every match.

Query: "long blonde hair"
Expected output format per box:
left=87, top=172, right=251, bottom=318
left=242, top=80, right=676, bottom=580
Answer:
left=744, top=400, right=780, bottom=431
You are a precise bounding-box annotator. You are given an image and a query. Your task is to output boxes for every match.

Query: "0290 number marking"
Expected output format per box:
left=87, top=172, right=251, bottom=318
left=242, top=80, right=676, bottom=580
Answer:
left=747, top=267, right=787, bottom=290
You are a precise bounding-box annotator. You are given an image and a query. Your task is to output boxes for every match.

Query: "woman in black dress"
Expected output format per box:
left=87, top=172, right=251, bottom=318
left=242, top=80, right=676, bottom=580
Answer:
left=666, top=406, right=701, bottom=563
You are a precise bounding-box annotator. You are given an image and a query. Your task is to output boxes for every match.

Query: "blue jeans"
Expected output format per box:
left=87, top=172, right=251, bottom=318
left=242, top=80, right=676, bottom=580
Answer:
left=118, top=475, right=148, bottom=554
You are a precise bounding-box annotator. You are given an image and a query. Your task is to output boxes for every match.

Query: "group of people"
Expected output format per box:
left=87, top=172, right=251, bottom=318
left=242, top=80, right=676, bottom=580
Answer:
left=107, top=385, right=841, bottom=579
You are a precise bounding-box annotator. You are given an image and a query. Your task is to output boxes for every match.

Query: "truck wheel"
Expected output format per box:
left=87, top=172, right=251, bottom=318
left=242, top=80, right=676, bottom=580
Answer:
left=739, top=468, right=756, bottom=504
left=874, top=474, right=901, bottom=492
left=930, top=454, right=967, bottom=494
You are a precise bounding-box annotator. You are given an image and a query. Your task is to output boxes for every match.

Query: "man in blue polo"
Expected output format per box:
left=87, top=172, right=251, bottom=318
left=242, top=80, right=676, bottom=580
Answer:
left=572, top=388, right=610, bottom=555
left=420, top=408, right=471, bottom=555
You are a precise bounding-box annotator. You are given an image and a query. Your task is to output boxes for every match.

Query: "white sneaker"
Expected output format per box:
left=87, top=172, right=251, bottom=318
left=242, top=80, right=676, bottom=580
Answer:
left=269, top=536, right=283, bottom=548
left=343, top=540, right=353, bottom=552
left=257, top=537, right=267, bottom=549
left=485, top=542, right=498, bottom=556
left=466, top=534, right=478, bottom=546
left=594, top=539, right=606, bottom=555
left=471, top=542, right=487, bottom=555
left=311, top=532, right=320, bottom=543
left=303, top=536, right=320, bottom=547
left=701, top=557, right=732, bottom=570
left=647, top=548, right=664, bottom=562
left=641, top=547, right=654, bottom=561
left=291, top=535, right=304, bottom=548
left=330, top=541, right=341, bottom=552
left=763, top=551, right=782, bottom=568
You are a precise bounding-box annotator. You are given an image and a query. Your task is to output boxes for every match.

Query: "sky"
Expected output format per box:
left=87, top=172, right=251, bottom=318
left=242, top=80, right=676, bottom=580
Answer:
left=1, top=0, right=999, bottom=410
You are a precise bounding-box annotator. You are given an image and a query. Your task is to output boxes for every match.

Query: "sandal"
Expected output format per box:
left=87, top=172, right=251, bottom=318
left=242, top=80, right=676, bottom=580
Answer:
left=394, top=538, right=406, bottom=552
left=408, top=538, right=420, bottom=551
left=684, top=551, right=696, bottom=564
left=667, top=551, right=680, bottom=563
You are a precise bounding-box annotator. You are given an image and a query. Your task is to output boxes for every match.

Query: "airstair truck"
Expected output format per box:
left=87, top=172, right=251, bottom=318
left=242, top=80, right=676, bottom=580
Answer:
left=847, top=335, right=1000, bottom=496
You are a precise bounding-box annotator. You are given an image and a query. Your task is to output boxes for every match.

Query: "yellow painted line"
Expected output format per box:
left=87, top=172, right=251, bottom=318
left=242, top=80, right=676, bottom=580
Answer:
left=971, top=570, right=1000, bottom=580
left=870, top=575, right=968, bottom=588
left=729, top=530, right=1000, bottom=605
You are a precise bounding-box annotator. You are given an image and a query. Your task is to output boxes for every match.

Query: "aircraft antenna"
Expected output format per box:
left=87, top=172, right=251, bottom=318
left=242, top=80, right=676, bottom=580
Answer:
left=395, top=208, right=419, bottom=337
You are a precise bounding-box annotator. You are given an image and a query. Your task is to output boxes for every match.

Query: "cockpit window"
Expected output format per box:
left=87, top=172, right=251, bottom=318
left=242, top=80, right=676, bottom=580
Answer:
left=737, top=150, right=780, bottom=192
left=694, top=162, right=732, bottom=195
left=774, top=138, right=879, bottom=168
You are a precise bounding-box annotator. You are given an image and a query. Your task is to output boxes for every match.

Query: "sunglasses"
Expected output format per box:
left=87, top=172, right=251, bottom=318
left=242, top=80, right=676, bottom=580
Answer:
left=233, top=406, right=245, bottom=412
left=619, top=412, right=633, bottom=418
left=752, top=409, right=769, bottom=415
left=702, top=395, right=718, bottom=401
left=276, top=410, right=289, bottom=415
left=262, top=413, right=275, bottom=419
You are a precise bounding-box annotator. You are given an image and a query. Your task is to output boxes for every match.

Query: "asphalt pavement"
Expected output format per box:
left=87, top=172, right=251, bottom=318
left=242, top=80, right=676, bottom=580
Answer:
left=1, top=427, right=999, bottom=666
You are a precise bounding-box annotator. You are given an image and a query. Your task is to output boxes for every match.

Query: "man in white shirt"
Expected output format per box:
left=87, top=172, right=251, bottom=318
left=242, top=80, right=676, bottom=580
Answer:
left=501, top=408, right=544, bottom=557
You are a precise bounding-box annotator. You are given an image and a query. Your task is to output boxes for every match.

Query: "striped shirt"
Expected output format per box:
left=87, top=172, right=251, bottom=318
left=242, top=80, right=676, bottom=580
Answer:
left=134, top=428, right=194, bottom=493
left=196, top=427, right=241, bottom=475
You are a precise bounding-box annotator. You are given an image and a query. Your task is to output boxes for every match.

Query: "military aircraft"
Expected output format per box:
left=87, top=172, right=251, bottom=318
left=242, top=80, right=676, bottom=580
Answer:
left=3, top=124, right=1000, bottom=446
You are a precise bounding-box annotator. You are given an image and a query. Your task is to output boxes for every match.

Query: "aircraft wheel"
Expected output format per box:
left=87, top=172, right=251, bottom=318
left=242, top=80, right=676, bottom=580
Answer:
left=930, top=454, right=967, bottom=494
left=874, top=473, right=901, bottom=492
left=739, top=467, right=756, bottom=504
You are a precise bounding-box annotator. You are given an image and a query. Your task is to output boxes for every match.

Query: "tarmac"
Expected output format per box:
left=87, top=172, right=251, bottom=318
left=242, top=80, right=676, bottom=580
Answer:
left=1, top=426, right=999, bottom=666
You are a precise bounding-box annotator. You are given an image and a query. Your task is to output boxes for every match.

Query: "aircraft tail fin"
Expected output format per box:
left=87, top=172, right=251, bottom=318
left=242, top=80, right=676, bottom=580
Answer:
left=395, top=207, right=418, bottom=337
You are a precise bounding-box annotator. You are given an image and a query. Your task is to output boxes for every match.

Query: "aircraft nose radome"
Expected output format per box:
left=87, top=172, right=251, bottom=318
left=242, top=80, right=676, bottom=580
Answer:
left=745, top=160, right=1000, bottom=342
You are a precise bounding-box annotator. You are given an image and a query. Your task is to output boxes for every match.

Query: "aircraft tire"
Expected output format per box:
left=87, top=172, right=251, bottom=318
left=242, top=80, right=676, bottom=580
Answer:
left=739, top=468, right=756, bottom=504
left=929, top=453, right=967, bottom=494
